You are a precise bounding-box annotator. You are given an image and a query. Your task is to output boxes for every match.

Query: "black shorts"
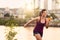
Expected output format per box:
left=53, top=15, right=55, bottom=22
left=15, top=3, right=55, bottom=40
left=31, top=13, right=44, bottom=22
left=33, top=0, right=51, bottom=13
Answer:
left=33, top=31, right=43, bottom=37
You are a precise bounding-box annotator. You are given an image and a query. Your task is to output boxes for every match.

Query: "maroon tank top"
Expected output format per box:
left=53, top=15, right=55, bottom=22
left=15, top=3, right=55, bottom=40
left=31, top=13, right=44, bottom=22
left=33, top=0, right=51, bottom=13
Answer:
left=34, top=17, right=46, bottom=33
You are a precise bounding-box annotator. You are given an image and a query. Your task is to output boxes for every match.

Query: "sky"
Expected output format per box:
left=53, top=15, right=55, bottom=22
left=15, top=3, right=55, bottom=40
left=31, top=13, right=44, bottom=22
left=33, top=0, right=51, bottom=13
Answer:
left=0, top=0, right=60, bottom=10
left=0, top=0, right=25, bottom=8
left=0, top=0, right=35, bottom=9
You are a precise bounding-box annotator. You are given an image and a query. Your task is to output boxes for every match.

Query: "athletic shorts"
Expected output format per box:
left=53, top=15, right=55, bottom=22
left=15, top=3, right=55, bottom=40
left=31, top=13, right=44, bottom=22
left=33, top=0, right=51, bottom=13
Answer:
left=33, top=31, right=43, bottom=37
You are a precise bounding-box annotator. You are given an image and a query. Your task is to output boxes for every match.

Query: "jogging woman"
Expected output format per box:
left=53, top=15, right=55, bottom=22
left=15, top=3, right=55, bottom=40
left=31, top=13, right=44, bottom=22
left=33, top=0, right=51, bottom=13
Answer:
left=24, top=9, right=49, bottom=40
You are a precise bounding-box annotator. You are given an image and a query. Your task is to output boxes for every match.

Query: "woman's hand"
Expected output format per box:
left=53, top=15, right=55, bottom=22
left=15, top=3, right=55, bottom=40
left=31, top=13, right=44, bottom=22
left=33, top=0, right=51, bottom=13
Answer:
left=46, top=26, right=48, bottom=29
left=24, top=24, right=27, bottom=28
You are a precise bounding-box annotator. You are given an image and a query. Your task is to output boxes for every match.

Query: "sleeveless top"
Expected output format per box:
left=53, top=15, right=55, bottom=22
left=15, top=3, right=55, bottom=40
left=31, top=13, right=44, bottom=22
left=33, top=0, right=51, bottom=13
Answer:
left=33, top=17, right=46, bottom=33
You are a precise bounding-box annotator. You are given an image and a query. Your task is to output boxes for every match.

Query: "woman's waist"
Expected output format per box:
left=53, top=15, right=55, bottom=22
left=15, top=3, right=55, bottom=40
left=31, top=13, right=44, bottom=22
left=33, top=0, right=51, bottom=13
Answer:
left=33, top=29, right=43, bottom=33
left=34, top=25, right=44, bottom=30
left=34, top=27, right=43, bottom=32
left=36, top=24, right=45, bottom=27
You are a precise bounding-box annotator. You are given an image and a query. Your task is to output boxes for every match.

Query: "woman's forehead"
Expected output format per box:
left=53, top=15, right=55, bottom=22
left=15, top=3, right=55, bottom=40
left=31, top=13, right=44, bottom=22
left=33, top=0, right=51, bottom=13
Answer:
left=43, top=11, right=47, bottom=13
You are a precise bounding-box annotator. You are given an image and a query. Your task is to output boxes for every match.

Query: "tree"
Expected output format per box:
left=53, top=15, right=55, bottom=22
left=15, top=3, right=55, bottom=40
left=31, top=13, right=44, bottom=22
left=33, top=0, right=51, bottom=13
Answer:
left=50, top=13, right=58, bottom=19
left=33, top=7, right=40, bottom=17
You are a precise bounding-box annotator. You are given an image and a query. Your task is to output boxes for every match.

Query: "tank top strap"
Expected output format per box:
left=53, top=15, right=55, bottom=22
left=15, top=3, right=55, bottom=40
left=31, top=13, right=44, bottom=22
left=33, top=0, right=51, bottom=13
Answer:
left=39, top=16, right=41, bottom=22
left=45, top=18, right=46, bottom=24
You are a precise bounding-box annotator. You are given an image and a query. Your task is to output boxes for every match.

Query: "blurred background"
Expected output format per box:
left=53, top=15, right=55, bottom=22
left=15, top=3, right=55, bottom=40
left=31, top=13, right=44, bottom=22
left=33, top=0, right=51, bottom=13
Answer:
left=0, top=0, right=60, bottom=40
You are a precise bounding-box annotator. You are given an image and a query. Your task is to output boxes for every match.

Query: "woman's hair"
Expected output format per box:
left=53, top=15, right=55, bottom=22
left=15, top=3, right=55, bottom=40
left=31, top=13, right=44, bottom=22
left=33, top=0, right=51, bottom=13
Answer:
left=39, top=9, right=46, bottom=16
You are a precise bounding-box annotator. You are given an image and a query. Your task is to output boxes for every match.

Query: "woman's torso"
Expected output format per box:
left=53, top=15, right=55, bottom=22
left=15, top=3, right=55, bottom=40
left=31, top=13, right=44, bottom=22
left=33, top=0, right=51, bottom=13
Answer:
left=33, top=17, right=46, bottom=33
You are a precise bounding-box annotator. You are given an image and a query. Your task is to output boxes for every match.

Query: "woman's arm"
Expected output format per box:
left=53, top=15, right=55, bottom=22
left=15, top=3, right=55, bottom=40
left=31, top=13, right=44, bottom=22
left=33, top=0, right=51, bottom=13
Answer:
left=46, top=18, right=50, bottom=29
left=24, top=17, right=38, bottom=27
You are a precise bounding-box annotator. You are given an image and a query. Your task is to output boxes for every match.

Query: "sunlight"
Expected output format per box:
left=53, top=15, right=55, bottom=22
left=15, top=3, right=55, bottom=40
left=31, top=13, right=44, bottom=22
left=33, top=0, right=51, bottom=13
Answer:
left=57, top=0, right=60, bottom=9
left=40, top=0, right=44, bottom=9
left=0, top=0, right=60, bottom=10
left=0, top=26, right=7, bottom=40
left=0, top=26, right=60, bottom=40
left=48, top=0, right=52, bottom=10
left=25, top=0, right=34, bottom=10
left=0, top=0, right=34, bottom=10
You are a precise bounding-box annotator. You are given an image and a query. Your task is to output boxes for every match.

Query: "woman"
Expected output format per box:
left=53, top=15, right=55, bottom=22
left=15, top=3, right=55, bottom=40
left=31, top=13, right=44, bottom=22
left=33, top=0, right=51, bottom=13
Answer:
left=24, top=9, right=49, bottom=40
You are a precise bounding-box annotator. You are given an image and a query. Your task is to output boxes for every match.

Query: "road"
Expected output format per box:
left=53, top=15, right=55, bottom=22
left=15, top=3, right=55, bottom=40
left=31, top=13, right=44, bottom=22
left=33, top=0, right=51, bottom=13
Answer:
left=14, top=27, right=60, bottom=40
left=0, top=26, right=60, bottom=40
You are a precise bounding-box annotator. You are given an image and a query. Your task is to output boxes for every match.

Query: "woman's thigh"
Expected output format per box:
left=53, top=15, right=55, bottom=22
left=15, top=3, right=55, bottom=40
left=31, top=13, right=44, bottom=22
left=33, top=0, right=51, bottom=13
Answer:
left=34, top=33, right=42, bottom=40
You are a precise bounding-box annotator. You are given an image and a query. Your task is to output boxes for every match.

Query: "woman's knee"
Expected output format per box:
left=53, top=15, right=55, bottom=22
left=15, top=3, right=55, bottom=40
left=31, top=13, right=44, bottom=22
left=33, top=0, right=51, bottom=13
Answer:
left=37, top=38, right=42, bottom=40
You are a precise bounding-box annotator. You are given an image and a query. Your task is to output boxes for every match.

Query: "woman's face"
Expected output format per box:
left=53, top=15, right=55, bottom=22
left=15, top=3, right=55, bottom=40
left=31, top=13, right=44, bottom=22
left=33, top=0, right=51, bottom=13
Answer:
left=42, top=11, right=47, bottom=17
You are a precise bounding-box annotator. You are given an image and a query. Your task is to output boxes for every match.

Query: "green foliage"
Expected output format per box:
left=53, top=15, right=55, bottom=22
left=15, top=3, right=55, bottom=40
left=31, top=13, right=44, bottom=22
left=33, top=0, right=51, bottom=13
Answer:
left=46, top=15, right=51, bottom=18
left=20, top=19, right=26, bottom=24
left=5, top=19, right=18, bottom=27
left=5, top=15, right=17, bottom=40
left=25, top=11, right=33, bottom=19
left=50, top=13, right=58, bottom=19
left=33, top=8, right=40, bottom=17
left=0, top=18, right=6, bottom=25
left=6, top=30, right=17, bottom=40
left=0, top=16, right=27, bottom=26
